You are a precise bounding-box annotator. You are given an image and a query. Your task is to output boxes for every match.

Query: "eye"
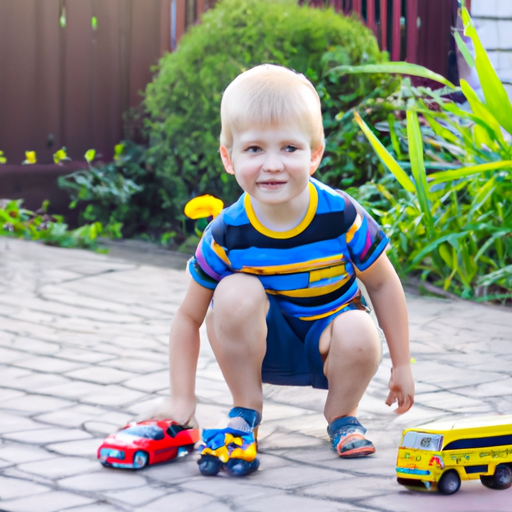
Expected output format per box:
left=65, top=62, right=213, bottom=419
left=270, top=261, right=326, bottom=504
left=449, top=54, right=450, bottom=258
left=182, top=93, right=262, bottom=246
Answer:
left=284, top=145, right=298, bottom=153
left=244, top=145, right=261, bottom=153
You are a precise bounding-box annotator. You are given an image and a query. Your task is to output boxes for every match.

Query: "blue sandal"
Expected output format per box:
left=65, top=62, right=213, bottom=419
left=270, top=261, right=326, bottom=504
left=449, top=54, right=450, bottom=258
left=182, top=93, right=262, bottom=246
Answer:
left=198, top=407, right=261, bottom=476
left=328, top=416, right=375, bottom=458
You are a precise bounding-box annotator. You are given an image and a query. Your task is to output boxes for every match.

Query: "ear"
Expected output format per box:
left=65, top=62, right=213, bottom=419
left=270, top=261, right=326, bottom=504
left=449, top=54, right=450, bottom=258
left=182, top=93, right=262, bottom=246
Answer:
left=309, top=142, right=325, bottom=176
left=220, top=146, right=235, bottom=175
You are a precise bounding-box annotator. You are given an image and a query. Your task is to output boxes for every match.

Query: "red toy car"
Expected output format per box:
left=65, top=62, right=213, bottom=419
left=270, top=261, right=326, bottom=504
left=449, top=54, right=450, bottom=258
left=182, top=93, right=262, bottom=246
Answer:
left=98, top=419, right=200, bottom=469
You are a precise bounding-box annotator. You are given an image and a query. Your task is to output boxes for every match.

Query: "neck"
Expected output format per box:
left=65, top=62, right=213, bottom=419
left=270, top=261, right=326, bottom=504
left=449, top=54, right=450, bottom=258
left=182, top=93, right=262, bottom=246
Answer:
left=250, top=185, right=311, bottom=232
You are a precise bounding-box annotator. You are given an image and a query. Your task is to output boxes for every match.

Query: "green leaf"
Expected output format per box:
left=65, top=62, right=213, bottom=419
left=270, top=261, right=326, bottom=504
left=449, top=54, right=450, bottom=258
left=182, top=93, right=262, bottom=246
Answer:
left=406, top=109, right=434, bottom=236
left=429, top=161, right=512, bottom=184
left=329, top=62, right=456, bottom=89
left=453, top=30, right=474, bottom=68
left=409, top=231, right=470, bottom=267
left=353, top=112, right=416, bottom=193
left=423, top=114, right=461, bottom=146
left=475, top=293, right=512, bottom=303
left=474, top=230, right=510, bottom=263
left=439, top=243, right=454, bottom=269
left=459, top=79, right=505, bottom=147
left=478, top=265, right=512, bottom=287
left=387, top=114, right=405, bottom=160
left=462, top=7, right=512, bottom=135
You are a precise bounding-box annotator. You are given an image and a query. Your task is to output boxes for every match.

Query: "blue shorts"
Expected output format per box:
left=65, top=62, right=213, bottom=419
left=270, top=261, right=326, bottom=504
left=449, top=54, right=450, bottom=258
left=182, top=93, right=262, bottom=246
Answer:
left=262, top=295, right=369, bottom=390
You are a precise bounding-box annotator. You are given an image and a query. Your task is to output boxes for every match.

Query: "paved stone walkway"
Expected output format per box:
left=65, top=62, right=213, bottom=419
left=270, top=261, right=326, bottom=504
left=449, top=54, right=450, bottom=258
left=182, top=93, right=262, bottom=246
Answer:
left=0, top=237, right=511, bottom=512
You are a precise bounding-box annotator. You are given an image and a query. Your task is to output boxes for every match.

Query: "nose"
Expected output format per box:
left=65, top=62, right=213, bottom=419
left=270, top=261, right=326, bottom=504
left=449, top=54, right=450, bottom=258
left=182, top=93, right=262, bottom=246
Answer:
left=262, top=152, right=284, bottom=172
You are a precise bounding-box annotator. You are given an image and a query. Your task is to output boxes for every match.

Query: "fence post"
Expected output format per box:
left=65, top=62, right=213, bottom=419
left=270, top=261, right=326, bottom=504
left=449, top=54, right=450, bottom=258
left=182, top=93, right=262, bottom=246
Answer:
left=172, top=0, right=185, bottom=50
left=391, top=0, right=401, bottom=61
left=332, top=0, right=342, bottom=12
left=367, top=0, right=377, bottom=37
left=380, top=0, right=388, bottom=51
left=406, top=0, right=418, bottom=63
left=160, top=0, right=171, bottom=54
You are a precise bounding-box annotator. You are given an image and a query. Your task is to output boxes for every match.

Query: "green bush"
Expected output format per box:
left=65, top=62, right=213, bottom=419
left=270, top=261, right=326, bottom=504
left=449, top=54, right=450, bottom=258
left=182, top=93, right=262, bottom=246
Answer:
left=0, top=199, right=119, bottom=251
left=347, top=7, right=512, bottom=303
left=144, top=0, right=396, bottom=218
left=58, top=141, right=179, bottom=244
left=58, top=141, right=151, bottom=237
left=350, top=173, right=512, bottom=303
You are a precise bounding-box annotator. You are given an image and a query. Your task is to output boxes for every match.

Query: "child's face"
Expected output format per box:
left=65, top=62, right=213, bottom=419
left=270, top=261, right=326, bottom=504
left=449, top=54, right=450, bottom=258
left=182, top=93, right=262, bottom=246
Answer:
left=220, top=122, right=324, bottom=207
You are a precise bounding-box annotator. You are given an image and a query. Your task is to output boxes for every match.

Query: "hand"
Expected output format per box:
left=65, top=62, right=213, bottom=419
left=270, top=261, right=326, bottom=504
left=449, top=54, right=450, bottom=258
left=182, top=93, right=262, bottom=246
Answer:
left=385, top=364, right=414, bottom=414
left=136, top=396, right=198, bottom=427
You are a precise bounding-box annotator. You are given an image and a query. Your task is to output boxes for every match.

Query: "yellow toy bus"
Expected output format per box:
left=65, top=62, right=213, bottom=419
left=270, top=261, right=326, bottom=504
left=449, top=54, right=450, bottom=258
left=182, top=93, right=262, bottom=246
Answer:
left=396, top=415, right=512, bottom=494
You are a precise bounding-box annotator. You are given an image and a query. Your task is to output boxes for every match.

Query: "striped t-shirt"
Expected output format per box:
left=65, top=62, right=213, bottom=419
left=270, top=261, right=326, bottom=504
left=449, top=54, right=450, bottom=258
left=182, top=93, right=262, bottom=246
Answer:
left=188, top=178, right=389, bottom=321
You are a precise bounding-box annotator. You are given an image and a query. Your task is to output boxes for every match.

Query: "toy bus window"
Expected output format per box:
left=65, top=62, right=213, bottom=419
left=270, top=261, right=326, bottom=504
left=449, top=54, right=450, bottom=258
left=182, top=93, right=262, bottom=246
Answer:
left=402, top=432, right=443, bottom=451
left=444, top=434, right=512, bottom=450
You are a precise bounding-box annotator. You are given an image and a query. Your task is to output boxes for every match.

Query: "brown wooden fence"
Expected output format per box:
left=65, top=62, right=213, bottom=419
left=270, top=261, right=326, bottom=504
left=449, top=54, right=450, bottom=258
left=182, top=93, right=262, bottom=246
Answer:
left=305, top=0, right=468, bottom=78
left=0, top=0, right=215, bottom=164
left=0, top=0, right=461, bottom=166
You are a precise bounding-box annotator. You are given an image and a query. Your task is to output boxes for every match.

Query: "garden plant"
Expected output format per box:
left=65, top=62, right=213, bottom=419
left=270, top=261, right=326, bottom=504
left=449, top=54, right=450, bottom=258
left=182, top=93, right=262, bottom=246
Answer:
left=58, top=143, right=147, bottom=238
left=333, top=6, right=512, bottom=303
left=0, top=199, right=117, bottom=251
left=0, top=147, right=121, bottom=250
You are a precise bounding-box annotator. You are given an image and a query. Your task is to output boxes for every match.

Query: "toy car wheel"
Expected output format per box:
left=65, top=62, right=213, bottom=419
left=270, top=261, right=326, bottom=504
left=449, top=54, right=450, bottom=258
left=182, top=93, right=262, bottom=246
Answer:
left=133, top=450, right=149, bottom=469
left=177, top=443, right=196, bottom=457
left=198, top=455, right=222, bottom=476
left=438, top=470, right=461, bottom=495
left=480, top=464, right=512, bottom=490
left=226, top=457, right=260, bottom=477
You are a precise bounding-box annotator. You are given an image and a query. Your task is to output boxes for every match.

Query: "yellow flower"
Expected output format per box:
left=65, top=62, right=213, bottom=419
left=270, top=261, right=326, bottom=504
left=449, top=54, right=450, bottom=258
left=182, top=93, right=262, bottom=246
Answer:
left=0, top=151, right=6, bottom=164
left=23, top=151, right=37, bottom=164
left=53, top=147, right=70, bottom=165
left=114, top=143, right=125, bottom=161
left=184, top=195, right=224, bottom=219
left=84, top=149, right=96, bottom=163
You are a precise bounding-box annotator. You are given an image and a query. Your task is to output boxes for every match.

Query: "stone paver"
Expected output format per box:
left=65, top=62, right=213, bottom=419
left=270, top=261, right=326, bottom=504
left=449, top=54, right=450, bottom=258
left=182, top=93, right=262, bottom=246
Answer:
left=3, top=427, right=92, bottom=445
left=1, top=237, right=511, bottom=511
left=18, top=456, right=99, bottom=479
left=0, top=491, right=95, bottom=512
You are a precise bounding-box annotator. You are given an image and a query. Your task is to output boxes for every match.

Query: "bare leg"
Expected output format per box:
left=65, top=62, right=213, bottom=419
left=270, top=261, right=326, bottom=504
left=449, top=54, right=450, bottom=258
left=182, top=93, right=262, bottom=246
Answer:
left=319, top=310, right=381, bottom=424
left=206, top=273, right=269, bottom=414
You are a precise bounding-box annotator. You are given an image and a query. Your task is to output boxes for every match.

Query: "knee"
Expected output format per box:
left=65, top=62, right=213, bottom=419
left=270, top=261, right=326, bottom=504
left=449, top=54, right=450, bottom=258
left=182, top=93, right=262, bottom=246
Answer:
left=328, top=312, right=381, bottom=365
left=213, top=274, right=267, bottom=321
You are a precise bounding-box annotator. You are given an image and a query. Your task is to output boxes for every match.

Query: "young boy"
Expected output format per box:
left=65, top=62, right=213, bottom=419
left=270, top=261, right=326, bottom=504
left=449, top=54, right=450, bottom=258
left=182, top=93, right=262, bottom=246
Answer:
left=167, top=64, right=414, bottom=477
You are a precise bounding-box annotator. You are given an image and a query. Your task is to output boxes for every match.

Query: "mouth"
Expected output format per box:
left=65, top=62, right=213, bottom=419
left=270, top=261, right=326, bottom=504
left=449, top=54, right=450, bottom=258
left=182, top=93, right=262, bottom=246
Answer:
left=257, top=181, right=287, bottom=189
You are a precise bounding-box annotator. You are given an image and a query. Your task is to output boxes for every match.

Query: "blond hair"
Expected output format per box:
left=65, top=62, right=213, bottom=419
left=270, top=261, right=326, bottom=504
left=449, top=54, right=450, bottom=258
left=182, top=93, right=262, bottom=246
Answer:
left=220, top=64, right=324, bottom=150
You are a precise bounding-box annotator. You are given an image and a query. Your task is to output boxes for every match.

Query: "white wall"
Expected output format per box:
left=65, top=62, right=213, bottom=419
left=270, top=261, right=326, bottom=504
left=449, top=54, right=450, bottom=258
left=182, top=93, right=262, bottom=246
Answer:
left=471, top=0, right=512, bottom=96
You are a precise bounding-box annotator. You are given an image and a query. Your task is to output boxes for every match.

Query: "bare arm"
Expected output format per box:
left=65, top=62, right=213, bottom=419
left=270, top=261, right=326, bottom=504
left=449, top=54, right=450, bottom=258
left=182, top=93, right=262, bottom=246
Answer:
left=357, top=253, right=414, bottom=414
left=168, top=278, right=214, bottom=425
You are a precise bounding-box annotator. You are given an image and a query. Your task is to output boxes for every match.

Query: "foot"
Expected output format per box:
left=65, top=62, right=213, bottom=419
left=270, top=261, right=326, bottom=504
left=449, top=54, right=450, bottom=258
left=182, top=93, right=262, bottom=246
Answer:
left=328, top=416, right=375, bottom=458
left=198, top=407, right=261, bottom=476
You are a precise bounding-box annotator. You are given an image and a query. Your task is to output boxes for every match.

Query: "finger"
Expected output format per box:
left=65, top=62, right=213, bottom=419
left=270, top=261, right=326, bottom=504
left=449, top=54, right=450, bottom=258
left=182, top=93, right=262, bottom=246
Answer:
left=385, top=391, right=396, bottom=407
left=394, top=395, right=413, bottom=414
